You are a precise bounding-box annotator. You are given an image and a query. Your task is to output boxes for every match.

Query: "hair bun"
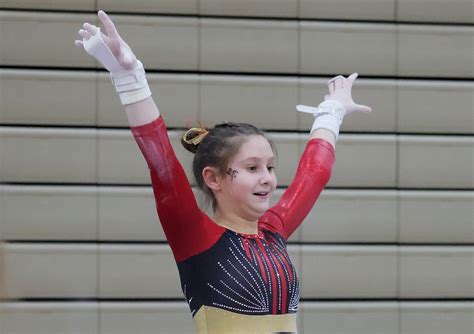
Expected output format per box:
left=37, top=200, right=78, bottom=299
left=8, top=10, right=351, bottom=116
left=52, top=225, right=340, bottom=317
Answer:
left=181, top=127, right=209, bottom=153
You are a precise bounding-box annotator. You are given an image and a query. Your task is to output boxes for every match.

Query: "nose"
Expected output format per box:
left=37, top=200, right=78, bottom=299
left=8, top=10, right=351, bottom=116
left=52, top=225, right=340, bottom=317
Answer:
left=260, top=169, right=273, bottom=185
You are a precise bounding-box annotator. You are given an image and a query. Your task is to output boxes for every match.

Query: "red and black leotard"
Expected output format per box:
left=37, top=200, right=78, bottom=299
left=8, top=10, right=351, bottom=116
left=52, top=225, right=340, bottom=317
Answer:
left=131, top=116, right=335, bottom=333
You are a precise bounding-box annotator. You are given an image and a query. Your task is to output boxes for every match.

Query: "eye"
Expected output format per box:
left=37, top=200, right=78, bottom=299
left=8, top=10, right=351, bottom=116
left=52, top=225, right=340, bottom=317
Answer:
left=267, top=165, right=275, bottom=172
left=248, top=166, right=257, bottom=171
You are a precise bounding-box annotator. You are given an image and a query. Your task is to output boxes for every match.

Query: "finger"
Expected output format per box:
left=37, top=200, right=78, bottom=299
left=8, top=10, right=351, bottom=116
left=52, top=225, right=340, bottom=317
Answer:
left=108, top=38, right=121, bottom=54
left=328, top=75, right=344, bottom=91
left=355, top=104, right=372, bottom=113
left=327, top=75, right=343, bottom=86
left=83, top=22, right=98, bottom=36
left=79, top=29, right=91, bottom=40
left=329, top=81, right=335, bottom=94
left=334, top=77, right=345, bottom=89
left=98, top=10, right=119, bottom=38
left=327, top=78, right=336, bottom=94
left=347, top=73, right=358, bottom=88
left=74, top=40, right=84, bottom=48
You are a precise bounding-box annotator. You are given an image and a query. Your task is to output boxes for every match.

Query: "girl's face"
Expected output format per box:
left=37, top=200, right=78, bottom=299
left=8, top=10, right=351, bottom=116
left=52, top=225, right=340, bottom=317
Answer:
left=217, top=135, right=277, bottom=221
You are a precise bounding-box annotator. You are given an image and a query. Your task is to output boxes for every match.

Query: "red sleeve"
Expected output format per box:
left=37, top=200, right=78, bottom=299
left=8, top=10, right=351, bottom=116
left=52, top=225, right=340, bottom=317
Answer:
left=131, top=116, right=224, bottom=262
left=260, top=138, right=335, bottom=240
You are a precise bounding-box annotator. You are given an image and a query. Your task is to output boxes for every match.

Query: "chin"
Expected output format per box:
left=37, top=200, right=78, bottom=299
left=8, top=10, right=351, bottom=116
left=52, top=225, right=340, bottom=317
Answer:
left=252, top=203, right=271, bottom=217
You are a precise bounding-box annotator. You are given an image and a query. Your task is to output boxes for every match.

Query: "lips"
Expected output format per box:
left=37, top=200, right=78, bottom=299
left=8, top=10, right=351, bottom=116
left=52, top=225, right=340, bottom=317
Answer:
left=253, top=191, right=269, bottom=197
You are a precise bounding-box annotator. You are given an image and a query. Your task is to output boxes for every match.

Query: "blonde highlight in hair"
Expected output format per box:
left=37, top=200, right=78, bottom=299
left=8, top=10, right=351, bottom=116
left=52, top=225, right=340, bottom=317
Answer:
left=181, top=127, right=209, bottom=153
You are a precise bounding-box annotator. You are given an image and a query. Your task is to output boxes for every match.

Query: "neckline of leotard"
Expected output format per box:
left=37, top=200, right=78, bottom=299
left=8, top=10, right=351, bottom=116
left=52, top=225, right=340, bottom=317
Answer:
left=205, top=213, right=265, bottom=239
left=227, top=228, right=265, bottom=239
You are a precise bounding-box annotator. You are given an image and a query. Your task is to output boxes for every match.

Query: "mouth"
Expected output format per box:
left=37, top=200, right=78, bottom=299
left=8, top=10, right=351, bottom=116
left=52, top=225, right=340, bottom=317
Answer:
left=253, top=191, right=270, bottom=199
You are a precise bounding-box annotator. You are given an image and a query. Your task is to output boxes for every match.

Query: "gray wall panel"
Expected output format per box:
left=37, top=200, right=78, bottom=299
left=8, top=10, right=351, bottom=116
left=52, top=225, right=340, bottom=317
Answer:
left=301, top=246, right=398, bottom=298
left=398, top=25, right=474, bottom=78
left=302, top=302, right=398, bottom=334
left=300, top=0, right=395, bottom=21
left=0, top=12, right=97, bottom=67
left=100, top=302, right=195, bottom=334
left=99, top=0, right=198, bottom=14
left=329, top=135, right=397, bottom=187
left=0, top=127, right=98, bottom=183
left=200, top=75, right=299, bottom=130
left=0, top=70, right=97, bottom=126
left=399, top=302, right=474, bottom=334
left=399, top=247, right=474, bottom=298
left=98, top=245, right=182, bottom=298
left=1, top=186, right=98, bottom=240
left=1, top=0, right=94, bottom=10
left=0, top=302, right=99, bottom=334
left=301, top=190, right=398, bottom=243
left=200, top=19, right=298, bottom=73
left=398, top=80, right=474, bottom=134
left=98, top=187, right=165, bottom=241
left=200, top=0, right=298, bottom=17
left=97, top=129, right=151, bottom=184
left=399, top=136, right=474, bottom=188
left=397, top=0, right=474, bottom=23
left=399, top=191, right=474, bottom=243
left=4, top=243, right=98, bottom=298
left=300, top=23, right=397, bottom=75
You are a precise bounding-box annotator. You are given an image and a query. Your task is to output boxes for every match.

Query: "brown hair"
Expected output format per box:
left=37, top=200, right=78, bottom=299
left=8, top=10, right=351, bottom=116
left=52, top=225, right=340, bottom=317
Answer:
left=182, top=122, right=275, bottom=211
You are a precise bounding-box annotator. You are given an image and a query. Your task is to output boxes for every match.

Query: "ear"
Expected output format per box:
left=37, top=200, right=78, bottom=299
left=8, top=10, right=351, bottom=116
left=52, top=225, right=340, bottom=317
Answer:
left=202, top=166, right=223, bottom=192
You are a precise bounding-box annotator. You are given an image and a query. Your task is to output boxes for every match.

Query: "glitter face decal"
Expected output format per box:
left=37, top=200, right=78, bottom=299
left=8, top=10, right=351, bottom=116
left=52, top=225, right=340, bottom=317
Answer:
left=226, top=168, right=238, bottom=181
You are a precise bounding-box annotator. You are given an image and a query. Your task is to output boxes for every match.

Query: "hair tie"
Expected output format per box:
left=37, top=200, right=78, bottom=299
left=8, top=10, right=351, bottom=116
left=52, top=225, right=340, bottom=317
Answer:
left=182, top=127, right=209, bottom=146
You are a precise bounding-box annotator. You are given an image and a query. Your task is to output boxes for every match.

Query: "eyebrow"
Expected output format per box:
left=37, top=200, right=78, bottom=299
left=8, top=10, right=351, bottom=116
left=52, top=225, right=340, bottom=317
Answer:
left=241, top=157, right=275, bottom=163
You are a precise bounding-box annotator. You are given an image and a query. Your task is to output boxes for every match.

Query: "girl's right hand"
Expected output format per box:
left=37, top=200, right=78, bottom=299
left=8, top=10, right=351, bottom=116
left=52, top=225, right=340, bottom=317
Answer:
left=75, top=10, right=138, bottom=72
left=325, top=73, right=372, bottom=115
left=75, top=10, right=152, bottom=106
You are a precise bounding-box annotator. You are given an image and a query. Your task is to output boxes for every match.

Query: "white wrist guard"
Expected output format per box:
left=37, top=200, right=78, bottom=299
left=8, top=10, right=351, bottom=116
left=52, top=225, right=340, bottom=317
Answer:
left=82, top=27, right=151, bottom=105
left=296, top=100, right=346, bottom=141
left=110, top=60, right=151, bottom=105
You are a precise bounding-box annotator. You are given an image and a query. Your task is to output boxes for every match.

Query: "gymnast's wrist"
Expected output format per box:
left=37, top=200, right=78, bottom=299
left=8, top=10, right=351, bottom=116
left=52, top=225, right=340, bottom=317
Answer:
left=110, top=60, right=152, bottom=105
left=310, top=100, right=345, bottom=141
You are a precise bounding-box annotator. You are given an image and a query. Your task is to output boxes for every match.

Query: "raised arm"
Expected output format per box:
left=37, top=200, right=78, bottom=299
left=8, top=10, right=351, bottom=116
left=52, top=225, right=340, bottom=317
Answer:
left=75, top=11, right=219, bottom=260
left=262, top=74, right=371, bottom=239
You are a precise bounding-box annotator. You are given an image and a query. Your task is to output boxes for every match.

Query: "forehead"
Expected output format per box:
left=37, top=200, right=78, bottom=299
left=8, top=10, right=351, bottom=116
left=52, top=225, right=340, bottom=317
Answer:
left=232, top=135, right=274, bottom=162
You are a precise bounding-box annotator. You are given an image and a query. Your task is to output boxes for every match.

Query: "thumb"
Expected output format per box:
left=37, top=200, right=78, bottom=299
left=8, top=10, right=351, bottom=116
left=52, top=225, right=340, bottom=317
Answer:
left=348, top=73, right=358, bottom=81
left=74, top=40, right=84, bottom=49
left=347, top=73, right=358, bottom=87
left=354, top=103, right=372, bottom=113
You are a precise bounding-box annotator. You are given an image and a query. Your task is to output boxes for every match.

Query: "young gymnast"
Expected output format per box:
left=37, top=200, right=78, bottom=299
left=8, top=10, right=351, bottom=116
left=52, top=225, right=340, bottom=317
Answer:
left=76, top=10, right=371, bottom=333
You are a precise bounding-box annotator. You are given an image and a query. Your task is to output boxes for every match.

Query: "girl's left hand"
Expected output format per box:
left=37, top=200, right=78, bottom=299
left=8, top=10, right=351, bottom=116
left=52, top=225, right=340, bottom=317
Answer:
left=325, top=73, right=372, bottom=115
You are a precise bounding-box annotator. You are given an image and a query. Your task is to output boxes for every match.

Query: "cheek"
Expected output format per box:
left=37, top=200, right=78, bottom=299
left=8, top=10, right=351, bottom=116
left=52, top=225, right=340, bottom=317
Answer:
left=271, top=174, right=278, bottom=188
